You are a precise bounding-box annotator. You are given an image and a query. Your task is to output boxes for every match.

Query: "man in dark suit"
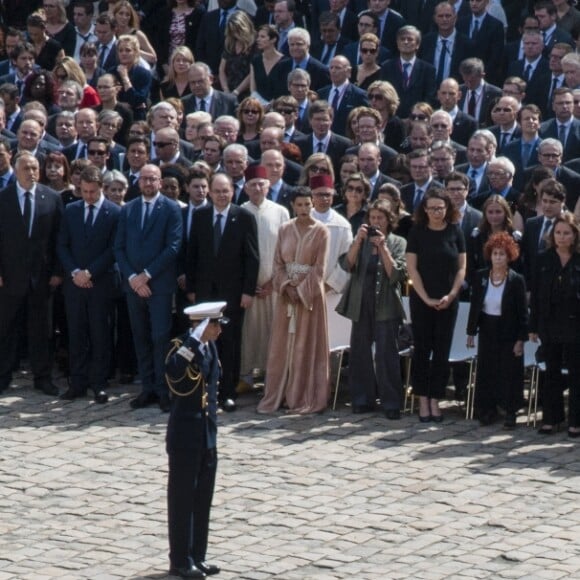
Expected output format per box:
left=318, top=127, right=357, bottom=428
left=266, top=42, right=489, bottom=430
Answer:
left=534, top=0, right=575, bottom=58
left=539, top=87, right=580, bottom=162
left=436, top=78, right=479, bottom=146
left=223, top=143, right=249, bottom=205
left=487, top=95, right=522, bottom=153
left=468, top=156, right=520, bottom=211
left=271, top=96, right=306, bottom=143
left=94, top=13, right=118, bottom=71
left=430, top=110, right=468, bottom=164
left=262, top=149, right=295, bottom=214
left=0, top=152, right=62, bottom=395
left=181, top=63, right=237, bottom=122
left=195, top=0, right=238, bottom=75
left=370, top=0, right=406, bottom=55
left=342, top=10, right=391, bottom=66
left=444, top=170, right=482, bottom=243
left=455, top=130, right=495, bottom=199
left=317, top=55, right=369, bottom=136
left=458, top=57, right=502, bottom=127
left=357, top=142, right=401, bottom=199
left=507, top=30, right=551, bottom=117
left=293, top=100, right=352, bottom=177
left=395, top=0, right=441, bottom=34
left=311, top=12, right=351, bottom=65
left=114, top=164, right=183, bottom=412
left=275, top=28, right=331, bottom=93
left=62, top=108, right=98, bottom=165
left=380, top=25, right=437, bottom=119
left=0, top=42, right=37, bottom=98
left=400, top=148, right=442, bottom=212
left=418, top=0, right=476, bottom=85
left=56, top=165, right=120, bottom=403
left=151, top=127, right=193, bottom=170
left=166, top=301, right=226, bottom=580
left=456, top=0, right=505, bottom=86
left=273, top=0, right=298, bottom=57
left=186, top=173, right=259, bottom=412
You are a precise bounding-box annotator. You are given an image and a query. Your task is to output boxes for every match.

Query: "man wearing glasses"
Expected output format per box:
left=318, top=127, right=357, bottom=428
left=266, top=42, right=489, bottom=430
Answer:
left=487, top=96, right=522, bottom=154
left=343, top=11, right=390, bottom=66
left=152, top=127, right=192, bottom=170
left=272, top=95, right=305, bottom=142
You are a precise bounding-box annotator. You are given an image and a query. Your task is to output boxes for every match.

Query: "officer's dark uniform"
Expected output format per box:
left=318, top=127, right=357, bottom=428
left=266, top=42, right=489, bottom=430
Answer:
left=166, top=331, right=220, bottom=575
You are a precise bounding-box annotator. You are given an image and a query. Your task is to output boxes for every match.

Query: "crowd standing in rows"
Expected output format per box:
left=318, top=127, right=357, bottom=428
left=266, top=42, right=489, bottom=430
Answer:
left=0, top=0, right=579, bottom=437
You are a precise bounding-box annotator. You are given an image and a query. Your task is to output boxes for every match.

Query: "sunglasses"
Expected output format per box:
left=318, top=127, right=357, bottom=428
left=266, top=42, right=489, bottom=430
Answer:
left=410, top=114, right=428, bottom=121
left=242, top=109, right=260, bottom=114
left=153, top=141, right=175, bottom=148
left=360, top=47, right=377, bottom=54
left=310, top=166, right=330, bottom=174
left=368, top=93, right=384, bottom=100
left=276, top=108, right=296, bottom=115
left=493, top=107, right=513, bottom=113
left=88, top=150, right=107, bottom=156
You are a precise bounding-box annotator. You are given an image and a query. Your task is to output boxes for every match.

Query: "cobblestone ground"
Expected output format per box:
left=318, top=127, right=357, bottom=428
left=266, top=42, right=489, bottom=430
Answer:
left=1, top=370, right=580, bottom=580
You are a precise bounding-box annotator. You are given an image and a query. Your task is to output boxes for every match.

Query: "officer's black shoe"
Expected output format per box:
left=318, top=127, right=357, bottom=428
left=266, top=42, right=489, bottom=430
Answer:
left=169, top=565, right=206, bottom=578
left=220, top=398, right=237, bottom=412
left=195, top=561, right=220, bottom=575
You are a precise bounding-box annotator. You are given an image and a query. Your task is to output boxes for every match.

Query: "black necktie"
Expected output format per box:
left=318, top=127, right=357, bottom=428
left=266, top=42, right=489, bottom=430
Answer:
left=500, top=133, right=508, bottom=149
left=524, top=63, right=532, bottom=81
left=331, top=88, right=340, bottom=112
left=23, top=190, right=31, bottom=237
left=79, top=143, right=87, bottom=159
left=213, top=213, right=223, bottom=255
left=559, top=124, right=567, bottom=145
left=219, top=9, right=228, bottom=32
left=85, top=204, right=95, bottom=235
left=436, top=38, right=447, bottom=86
left=468, top=91, right=477, bottom=117
left=99, top=44, right=107, bottom=67
left=472, top=18, right=479, bottom=39
left=317, top=141, right=324, bottom=153
left=321, top=44, right=335, bottom=65
left=142, top=201, right=151, bottom=230
left=199, top=99, right=206, bottom=112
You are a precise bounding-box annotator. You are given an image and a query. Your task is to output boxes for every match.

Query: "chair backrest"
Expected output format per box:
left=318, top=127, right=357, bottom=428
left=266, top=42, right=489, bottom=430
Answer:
left=448, top=301, right=477, bottom=363
left=523, top=339, right=540, bottom=369
left=402, top=296, right=411, bottom=322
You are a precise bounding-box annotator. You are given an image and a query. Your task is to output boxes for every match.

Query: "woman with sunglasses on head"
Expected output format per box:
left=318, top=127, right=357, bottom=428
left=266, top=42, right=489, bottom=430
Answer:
left=529, top=212, right=580, bottom=437
left=53, top=57, right=101, bottom=108
left=366, top=80, right=405, bottom=152
left=250, top=25, right=284, bottom=103
left=298, top=153, right=335, bottom=186
left=351, top=33, right=381, bottom=91
left=236, top=97, right=264, bottom=144
left=160, top=46, right=194, bottom=100
left=406, top=188, right=466, bottom=423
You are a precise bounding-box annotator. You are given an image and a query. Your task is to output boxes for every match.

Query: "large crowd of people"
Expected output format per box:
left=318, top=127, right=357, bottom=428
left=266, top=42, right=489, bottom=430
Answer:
left=0, top=0, right=579, bottom=438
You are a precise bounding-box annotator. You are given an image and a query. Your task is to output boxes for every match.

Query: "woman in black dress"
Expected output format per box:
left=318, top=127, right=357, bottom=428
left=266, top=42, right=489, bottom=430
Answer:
left=160, top=46, right=194, bottom=100
left=467, top=232, right=528, bottom=429
left=406, top=189, right=466, bottom=422
left=530, top=212, right=580, bottom=437
left=367, top=80, right=406, bottom=152
left=250, top=25, right=283, bottom=103
left=44, top=0, right=76, bottom=56
left=236, top=97, right=264, bottom=144
left=351, top=33, right=381, bottom=91
left=27, top=11, right=64, bottom=72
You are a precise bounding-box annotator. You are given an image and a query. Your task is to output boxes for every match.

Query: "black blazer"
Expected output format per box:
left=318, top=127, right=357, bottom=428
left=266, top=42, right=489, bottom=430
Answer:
left=451, top=110, right=479, bottom=147
left=275, top=56, right=331, bottom=93
left=195, top=8, right=229, bottom=75
left=468, top=186, right=520, bottom=212
left=418, top=31, right=476, bottom=83
left=294, top=132, right=353, bottom=176
left=0, top=183, right=62, bottom=295
left=186, top=204, right=259, bottom=313
left=345, top=142, right=397, bottom=175
left=467, top=268, right=528, bottom=342
left=507, top=58, right=551, bottom=117
left=458, top=82, right=502, bottom=127
left=97, top=41, right=118, bottom=71
left=181, top=90, right=238, bottom=121
left=370, top=172, right=402, bottom=200
left=342, top=42, right=391, bottom=68
left=521, top=164, right=580, bottom=211
left=503, top=137, right=542, bottom=190
left=380, top=58, right=437, bottom=119
left=488, top=124, right=522, bottom=154
left=311, top=35, right=351, bottom=63
left=539, top=118, right=580, bottom=162
left=456, top=12, right=505, bottom=85
left=521, top=214, right=547, bottom=285
left=454, top=162, right=491, bottom=198
left=396, top=0, right=442, bottom=34
left=379, top=8, right=406, bottom=55
left=400, top=179, right=444, bottom=213
left=317, top=83, right=369, bottom=137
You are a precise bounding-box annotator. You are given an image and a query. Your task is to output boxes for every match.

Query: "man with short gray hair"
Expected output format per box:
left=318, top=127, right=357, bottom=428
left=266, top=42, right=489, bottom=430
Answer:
left=223, top=144, right=249, bottom=204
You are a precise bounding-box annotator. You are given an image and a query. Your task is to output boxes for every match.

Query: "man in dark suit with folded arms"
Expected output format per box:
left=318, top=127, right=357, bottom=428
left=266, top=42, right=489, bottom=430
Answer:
left=186, top=173, right=259, bottom=413
left=0, top=152, right=62, bottom=395
left=57, top=165, right=120, bottom=404
left=114, top=163, right=183, bottom=412
left=181, top=63, right=237, bottom=122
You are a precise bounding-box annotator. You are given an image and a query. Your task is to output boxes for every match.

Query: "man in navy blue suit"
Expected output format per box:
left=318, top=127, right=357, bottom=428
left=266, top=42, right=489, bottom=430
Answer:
left=114, top=163, right=183, bottom=412
left=57, top=166, right=120, bottom=403
left=317, top=55, right=369, bottom=136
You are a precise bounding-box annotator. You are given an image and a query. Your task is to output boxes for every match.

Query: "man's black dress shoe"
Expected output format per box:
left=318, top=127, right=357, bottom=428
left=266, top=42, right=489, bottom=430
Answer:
left=118, top=374, right=135, bottom=385
left=385, top=409, right=401, bottom=420
left=168, top=565, right=205, bottom=578
left=195, top=561, right=220, bottom=575
left=220, top=398, right=236, bottom=412
left=352, top=404, right=374, bottom=414
left=35, top=382, right=59, bottom=396
left=60, top=388, right=85, bottom=400
left=159, top=393, right=171, bottom=412
left=503, top=413, right=516, bottom=430
left=94, top=390, right=108, bottom=404
left=130, top=391, right=159, bottom=409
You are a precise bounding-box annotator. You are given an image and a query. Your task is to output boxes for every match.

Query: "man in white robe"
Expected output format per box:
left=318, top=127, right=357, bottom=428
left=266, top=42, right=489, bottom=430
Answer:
left=239, top=165, right=290, bottom=390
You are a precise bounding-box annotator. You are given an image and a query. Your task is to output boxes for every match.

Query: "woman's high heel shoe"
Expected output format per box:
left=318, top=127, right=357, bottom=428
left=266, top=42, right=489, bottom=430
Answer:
left=538, top=423, right=561, bottom=435
left=568, top=428, right=580, bottom=439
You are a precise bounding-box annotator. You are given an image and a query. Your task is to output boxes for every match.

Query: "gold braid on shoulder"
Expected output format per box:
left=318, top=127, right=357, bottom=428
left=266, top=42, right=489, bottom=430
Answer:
left=165, top=338, right=207, bottom=397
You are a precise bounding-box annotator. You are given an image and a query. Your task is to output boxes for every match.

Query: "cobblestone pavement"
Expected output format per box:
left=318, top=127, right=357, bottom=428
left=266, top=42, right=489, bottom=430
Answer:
left=1, top=370, right=580, bottom=580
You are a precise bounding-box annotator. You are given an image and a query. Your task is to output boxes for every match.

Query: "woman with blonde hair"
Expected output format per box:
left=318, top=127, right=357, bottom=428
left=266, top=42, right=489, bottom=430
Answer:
left=43, top=0, right=75, bottom=56
left=236, top=97, right=264, bottom=143
left=53, top=57, right=100, bottom=107
left=367, top=80, right=405, bottom=151
left=112, top=0, right=157, bottom=68
left=161, top=46, right=194, bottom=99
left=298, top=153, right=335, bottom=186
left=219, top=11, right=256, bottom=100
left=113, top=34, right=152, bottom=120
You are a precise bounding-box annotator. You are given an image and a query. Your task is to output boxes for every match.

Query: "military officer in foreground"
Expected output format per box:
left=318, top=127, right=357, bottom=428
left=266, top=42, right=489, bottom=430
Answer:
left=166, top=301, right=229, bottom=578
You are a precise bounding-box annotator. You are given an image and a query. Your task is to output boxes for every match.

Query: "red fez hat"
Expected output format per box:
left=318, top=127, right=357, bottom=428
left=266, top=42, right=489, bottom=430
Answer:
left=309, top=174, right=334, bottom=190
left=244, top=165, right=268, bottom=181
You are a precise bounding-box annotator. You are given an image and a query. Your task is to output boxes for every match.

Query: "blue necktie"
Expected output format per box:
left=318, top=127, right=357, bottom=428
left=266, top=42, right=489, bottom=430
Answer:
left=403, top=63, right=411, bottom=87
left=436, top=39, right=447, bottom=86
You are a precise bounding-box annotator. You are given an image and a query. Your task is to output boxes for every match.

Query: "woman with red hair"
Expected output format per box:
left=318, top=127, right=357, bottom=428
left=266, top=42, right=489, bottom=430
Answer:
left=466, top=232, right=528, bottom=429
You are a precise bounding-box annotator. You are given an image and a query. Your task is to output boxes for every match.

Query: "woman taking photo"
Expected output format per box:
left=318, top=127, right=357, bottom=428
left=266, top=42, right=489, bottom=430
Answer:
left=334, top=172, right=370, bottom=236
left=406, top=189, right=466, bottom=422
left=466, top=232, right=528, bottom=429
left=236, top=97, right=264, bottom=144
left=219, top=11, right=256, bottom=101
left=258, top=187, right=330, bottom=415
left=352, top=33, right=381, bottom=91
left=530, top=212, right=580, bottom=437
left=250, top=25, right=283, bottom=103
left=160, top=46, right=194, bottom=100
left=337, top=199, right=407, bottom=418
left=366, top=80, right=405, bottom=151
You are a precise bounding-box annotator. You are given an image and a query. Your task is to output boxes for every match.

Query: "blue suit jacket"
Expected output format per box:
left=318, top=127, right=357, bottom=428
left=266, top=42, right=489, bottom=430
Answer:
left=114, top=194, right=183, bottom=295
left=539, top=118, right=580, bottom=162
left=57, top=198, right=120, bottom=294
left=317, top=82, right=369, bottom=137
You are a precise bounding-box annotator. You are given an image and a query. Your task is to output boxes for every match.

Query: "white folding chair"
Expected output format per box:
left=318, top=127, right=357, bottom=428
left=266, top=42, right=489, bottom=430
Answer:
left=524, top=339, right=542, bottom=427
left=400, top=296, right=416, bottom=414
left=328, top=297, right=352, bottom=410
